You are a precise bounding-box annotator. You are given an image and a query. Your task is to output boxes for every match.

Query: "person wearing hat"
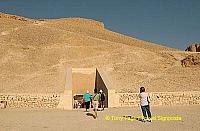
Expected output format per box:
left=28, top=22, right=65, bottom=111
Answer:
left=83, top=90, right=92, bottom=112
left=99, top=90, right=105, bottom=110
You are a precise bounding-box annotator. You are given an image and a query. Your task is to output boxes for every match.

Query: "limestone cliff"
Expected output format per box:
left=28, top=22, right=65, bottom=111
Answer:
left=0, top=12, right=200, bottom=93
left=185, top=43, right=200, bottom=52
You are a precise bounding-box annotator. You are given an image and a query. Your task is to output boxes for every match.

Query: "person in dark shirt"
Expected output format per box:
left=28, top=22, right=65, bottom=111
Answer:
left=99, top=90, right=105, bottom=110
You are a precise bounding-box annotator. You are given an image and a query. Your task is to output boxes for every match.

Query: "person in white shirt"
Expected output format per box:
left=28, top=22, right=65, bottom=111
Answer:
left=139, top=87, right=152, bottom=122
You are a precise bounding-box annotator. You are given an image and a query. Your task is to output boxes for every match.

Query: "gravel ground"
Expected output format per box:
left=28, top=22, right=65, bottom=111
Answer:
left=0, top=105, right=199, bottom=131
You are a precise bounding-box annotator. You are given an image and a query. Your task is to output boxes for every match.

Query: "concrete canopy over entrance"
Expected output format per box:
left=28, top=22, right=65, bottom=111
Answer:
left=72, top=68, right=96, bottom=95
left=58, top=67, right=111, bottom=110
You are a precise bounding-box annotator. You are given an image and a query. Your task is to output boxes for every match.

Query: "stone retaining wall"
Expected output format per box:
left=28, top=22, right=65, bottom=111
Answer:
left=0, top=94, right=60, bottom=109
left=1, top=91, right=200, bottom=109
left=117, top=91, right=200, bottom=107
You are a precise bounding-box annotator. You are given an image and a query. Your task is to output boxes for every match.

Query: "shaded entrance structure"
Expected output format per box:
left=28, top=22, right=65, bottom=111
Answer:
left=95, top=69, right=108, bottom=108
left=57, top=67, right=112, bottom=110
left=72, top=68, right=95, bottom=109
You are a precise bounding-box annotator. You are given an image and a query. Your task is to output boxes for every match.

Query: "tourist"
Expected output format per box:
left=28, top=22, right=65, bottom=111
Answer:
left=83, top=90, right=92, bottom=112
left=139, top=87, right=152, bottom=122
left=99, top=90, right=105, bottom=110
left=93, top=88, right=99, bottom=118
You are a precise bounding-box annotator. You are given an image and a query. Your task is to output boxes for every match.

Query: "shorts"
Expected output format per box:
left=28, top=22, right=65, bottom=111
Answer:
left=93, top=101, right=99, bottom=109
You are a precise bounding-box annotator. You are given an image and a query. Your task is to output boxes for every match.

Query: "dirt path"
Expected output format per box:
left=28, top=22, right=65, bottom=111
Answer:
left=0, top=105, right=199, bottom=131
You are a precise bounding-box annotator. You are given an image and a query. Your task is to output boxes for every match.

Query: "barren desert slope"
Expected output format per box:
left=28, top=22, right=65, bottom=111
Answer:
left=0, top=13, right=199, bottom=93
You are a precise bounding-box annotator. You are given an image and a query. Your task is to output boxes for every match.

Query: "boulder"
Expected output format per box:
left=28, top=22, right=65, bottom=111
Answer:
left=185, top=44, right=200, bottom=52
left=181, top=54, right=200, bottom=67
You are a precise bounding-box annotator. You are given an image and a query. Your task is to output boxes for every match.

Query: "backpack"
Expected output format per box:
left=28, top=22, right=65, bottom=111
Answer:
left=101, top=93, right=105, bottom=101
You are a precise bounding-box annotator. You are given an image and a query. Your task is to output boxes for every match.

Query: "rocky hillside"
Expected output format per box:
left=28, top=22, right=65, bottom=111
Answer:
left=185, top=43, right=200, bottom=52
left=181, top=54, right=200, bottom=67
left=0, top=12, right=199, bottom=93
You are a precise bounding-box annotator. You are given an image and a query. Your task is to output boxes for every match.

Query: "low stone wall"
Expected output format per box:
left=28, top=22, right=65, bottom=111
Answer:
left=117, top=91, right=200, bottom=107
left=0, top=94, right=60, bottom=109
left=1, top=91, right=200, bottom=109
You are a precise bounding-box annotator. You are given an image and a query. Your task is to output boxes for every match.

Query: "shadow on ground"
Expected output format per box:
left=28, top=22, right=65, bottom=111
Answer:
left=123, top=115, right=146, bottom=122
left=86, top=113, right=96, bottom=119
